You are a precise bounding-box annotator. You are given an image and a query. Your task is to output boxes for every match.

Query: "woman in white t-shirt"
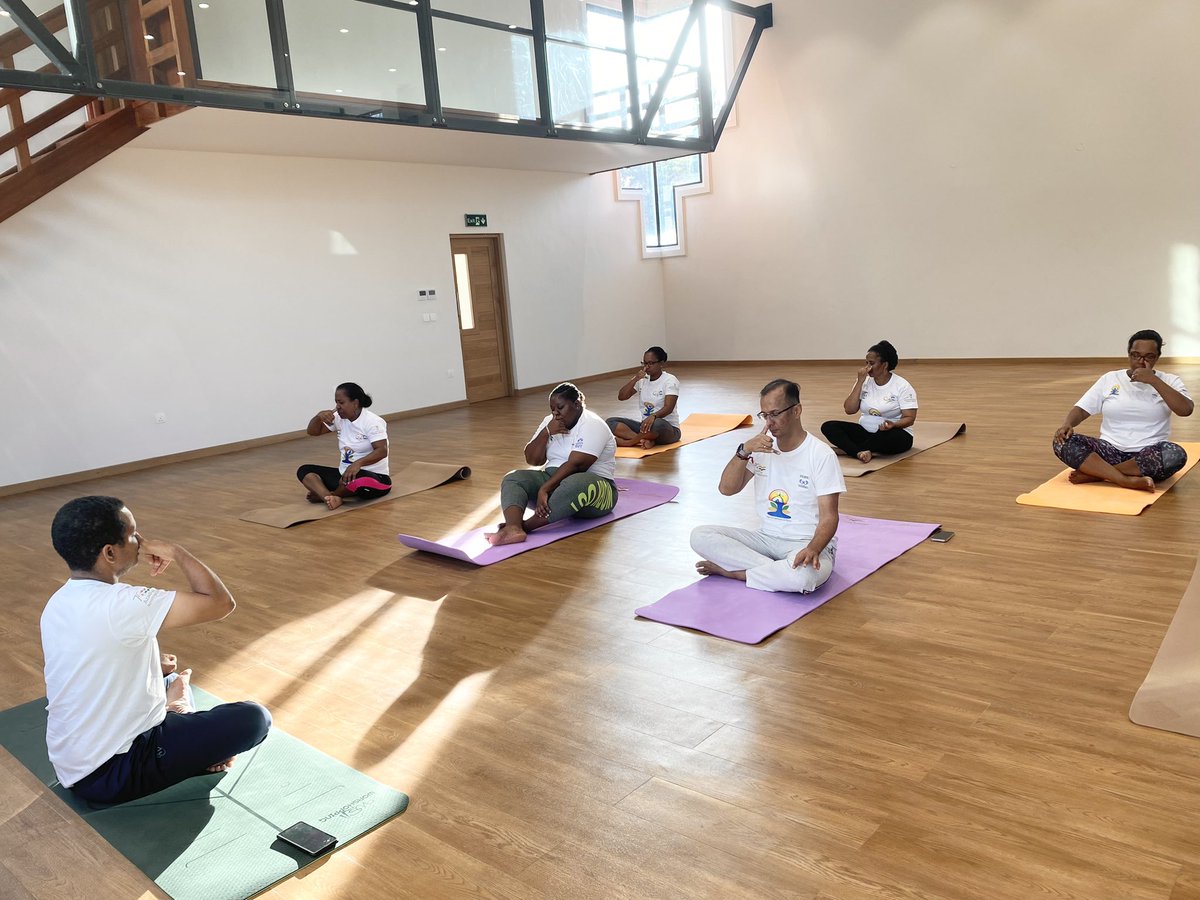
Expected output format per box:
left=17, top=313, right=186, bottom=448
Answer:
left=487, top=382, right=618, bottom=546
left=606, top=346, right=681, bottom=449
left=820, top=340, right=919, bottom=463
left=296, top=382, right=391, bottom=509
left=1053, top=330, right=1193, bottom=490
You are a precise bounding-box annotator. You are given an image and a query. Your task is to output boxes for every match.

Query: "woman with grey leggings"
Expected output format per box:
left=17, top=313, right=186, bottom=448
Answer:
left=486, top=383, right=619, bottom=546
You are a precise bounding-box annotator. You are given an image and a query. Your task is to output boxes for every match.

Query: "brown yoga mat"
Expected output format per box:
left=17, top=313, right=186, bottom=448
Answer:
left=239, top=461, right=471, bottom=527
left=615, top=412, right=754, bottom=459
left=1131, top=553, right=1200, bottom=738
left=1016, top=442, right=1200, bottom=516
left=825, top=421, right=966, bottom=477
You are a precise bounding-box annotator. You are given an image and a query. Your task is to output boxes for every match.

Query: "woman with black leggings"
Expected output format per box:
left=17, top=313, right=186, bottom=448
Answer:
left=821, top=340, right=918, bottom=463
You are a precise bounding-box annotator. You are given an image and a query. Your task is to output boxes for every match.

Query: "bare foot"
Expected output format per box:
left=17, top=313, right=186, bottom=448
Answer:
left=206, top=756, right=236, bottom=773
left=1068, top=470, right=1102, bottom=484
left=1121, top=474, right=1156, bottom=492
left=305, top=491, right=324, bottom=504
left=486, top=524, right=528, bottom=546
left=166, top=668, right=193, bottom=715
left=615, top=436, right=640, bottom=447
left=324, top=494, right=343, bottom=510
left=696, top=559, right=746, bottom=581
left=857, top=450, right=873, bottom=463
left=638, top=438, right=656, bottom=449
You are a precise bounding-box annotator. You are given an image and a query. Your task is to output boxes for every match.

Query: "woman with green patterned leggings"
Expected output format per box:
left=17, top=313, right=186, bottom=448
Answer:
left=487, top=383, right=619, bottom=546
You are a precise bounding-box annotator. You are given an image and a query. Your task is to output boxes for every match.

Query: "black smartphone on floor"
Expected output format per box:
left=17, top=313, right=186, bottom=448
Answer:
left=930, top=529, right=955, bottom=543
left=277, top=822, right=337, bottom=856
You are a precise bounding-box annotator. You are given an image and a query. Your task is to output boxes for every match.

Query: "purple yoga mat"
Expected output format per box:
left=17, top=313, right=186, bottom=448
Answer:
left=635, top=515, right=939, bottom=644
left=397, top=477, right=679, bottom=566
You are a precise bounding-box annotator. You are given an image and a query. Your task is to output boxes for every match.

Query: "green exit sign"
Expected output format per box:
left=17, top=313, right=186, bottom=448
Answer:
left=464, top=214, right=487, bottom=227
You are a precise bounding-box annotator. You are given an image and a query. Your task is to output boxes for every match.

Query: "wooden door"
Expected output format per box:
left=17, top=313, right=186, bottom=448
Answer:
left=450, top=235, right=513, bottom=403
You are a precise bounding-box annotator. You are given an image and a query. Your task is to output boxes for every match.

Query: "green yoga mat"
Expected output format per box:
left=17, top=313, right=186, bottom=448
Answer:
left=0, top=688, right=409, bottom=900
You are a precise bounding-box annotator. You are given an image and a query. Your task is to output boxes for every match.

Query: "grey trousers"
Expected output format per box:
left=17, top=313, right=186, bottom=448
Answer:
left=606, top=416, right=682, bottom=444
left=499, top=467, right=617, bottom=523
left=690, top=524, right=836, bottom=593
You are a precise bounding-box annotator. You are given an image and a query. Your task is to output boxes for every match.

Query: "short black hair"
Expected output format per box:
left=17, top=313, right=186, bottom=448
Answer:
left=51, top=496, right=127, bottom=571
left=646, top=346, right=668, bottom=363
left=760, top=378, right=800, bottom=405
left=1127, top=330, right=1163, bottom=354
left=550, top=382, right=585, bottom=406
left=869, top=340, right=899, bottom=371
left=336, top=382, right=373, bottom=407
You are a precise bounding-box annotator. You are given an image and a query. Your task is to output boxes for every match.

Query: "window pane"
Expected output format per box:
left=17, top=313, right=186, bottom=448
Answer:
left=285, top=0, right=424, bottom=105
left=547, top=39, right=630, bottom=131
left=654, top=155, right=700, bottom=247
left=432, top=0, right=531, bottom=30
left=190, top=0, right=277, bottom=88
left=619, top=162, right=660, bottom=248
left=453, top=253, right=475, bottom=330
left=434, top=19, right=537, bottom=120
left=0, top=0, right=60, bottom=74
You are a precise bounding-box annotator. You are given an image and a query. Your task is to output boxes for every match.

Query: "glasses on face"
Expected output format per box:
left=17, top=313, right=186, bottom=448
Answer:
left=642, top=360, right=662, bottom=367
left=1129, top=352, right=1159, bottom=363
left=757, top=402, right=798, bottom=421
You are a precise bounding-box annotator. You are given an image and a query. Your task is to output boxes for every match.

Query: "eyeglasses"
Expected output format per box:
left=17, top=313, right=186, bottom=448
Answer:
left=757, top=402, right=798, bottom=421
left=1129, top=352, right=1159, bottom=362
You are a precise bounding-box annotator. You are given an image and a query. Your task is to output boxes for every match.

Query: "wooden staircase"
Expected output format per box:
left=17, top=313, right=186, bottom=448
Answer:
left=0, top=0, right=195, bottom=223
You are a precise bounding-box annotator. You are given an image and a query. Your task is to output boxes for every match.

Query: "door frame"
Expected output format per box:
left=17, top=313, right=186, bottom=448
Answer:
left=448, top=232, right=516, bottom=401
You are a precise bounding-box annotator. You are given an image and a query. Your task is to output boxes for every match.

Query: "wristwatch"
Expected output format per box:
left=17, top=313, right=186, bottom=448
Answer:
left=735, top=443, right=751, bottom=460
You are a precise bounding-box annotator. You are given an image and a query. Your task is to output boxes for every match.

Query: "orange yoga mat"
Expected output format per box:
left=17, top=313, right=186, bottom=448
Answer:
left=1015, top=442, right=1200, bottom=515
left=615, top=412, right=753, bottom=459
left=1131, top=552, right=1200, bottom=738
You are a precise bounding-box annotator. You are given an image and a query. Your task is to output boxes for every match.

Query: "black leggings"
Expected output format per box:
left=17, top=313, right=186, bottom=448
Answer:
left=296, top=464, right=392, bottom=498
left=820, top=420, right=913, bottom=457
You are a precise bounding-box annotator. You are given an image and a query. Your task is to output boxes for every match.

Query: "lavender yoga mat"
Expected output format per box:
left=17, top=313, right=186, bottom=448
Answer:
left=397, top=477, right=679, bottom=565
left=635, top=515, right=939, bottom=643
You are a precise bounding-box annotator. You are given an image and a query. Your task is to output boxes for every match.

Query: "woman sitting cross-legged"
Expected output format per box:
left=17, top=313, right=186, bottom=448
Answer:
left=606, top=346, right=681, bottom=449
left=1053, top=329, right=1193, bottom=491
left=820, top=340, right=918, bottom=463
left=296, top=382, right=391, bottom=510
left=487, top=382, right=618, bottom=546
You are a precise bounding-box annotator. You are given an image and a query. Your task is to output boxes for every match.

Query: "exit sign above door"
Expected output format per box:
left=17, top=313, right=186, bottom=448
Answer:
left=464, top=214, right=487, bottom=227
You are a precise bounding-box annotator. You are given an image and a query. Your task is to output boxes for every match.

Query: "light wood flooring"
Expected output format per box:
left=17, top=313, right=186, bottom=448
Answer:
left=4, top=359, right=1200, bottom=899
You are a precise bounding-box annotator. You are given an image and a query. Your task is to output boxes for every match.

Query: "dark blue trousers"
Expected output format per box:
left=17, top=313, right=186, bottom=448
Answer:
left=70, top=701, right=271, bottom=804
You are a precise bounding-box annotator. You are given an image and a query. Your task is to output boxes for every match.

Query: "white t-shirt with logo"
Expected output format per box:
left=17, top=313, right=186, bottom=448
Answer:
left=532, top=409, right=618, bottom=480
left=328, top=408, right=389, bottom=475
left=858, top=373, right=919, bottom=435
left=1076, top=369, right=1190, bottom=452
left=750, top=433, right=847, bottom=541
left=633, top=373, right=681, bottom=428
left=41, top=579, right=176, bottom=787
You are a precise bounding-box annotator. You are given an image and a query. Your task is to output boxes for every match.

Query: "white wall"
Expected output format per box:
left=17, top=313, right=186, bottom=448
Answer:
left=664, top=0, right=1200, bottom=360
left=0, top=147, right=663, bottom=486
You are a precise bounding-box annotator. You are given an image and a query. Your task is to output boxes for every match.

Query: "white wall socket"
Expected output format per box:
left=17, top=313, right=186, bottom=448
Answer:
left=154, top=412, right=167, bottom=424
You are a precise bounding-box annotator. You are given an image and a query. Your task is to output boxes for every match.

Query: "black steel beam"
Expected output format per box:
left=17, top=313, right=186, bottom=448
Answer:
left=0, top=0, right=85, bottom=82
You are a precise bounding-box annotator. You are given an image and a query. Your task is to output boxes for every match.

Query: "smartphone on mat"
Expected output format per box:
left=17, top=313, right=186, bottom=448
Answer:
left=277, top=822, right=338, bottom=856
left=930, top=529, right=955, bottom=543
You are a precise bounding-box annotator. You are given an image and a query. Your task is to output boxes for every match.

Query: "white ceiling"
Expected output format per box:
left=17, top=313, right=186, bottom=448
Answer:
left=133, top=106, right=701, bottom=175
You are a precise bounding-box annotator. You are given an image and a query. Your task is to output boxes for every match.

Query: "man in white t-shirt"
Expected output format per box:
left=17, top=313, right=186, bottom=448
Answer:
left=41, top=496, right=271, bottom=804
left=690, top=379, right=847, bottom=593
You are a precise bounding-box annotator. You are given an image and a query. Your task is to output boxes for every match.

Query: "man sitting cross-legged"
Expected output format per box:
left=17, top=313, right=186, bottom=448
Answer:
left=691, top=378, right=847, bottom=593
left=42, top=496, right=271, bottom=804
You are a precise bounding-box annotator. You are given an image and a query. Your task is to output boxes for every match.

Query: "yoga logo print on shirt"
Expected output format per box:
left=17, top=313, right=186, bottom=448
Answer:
left=341, top=446, right=354, bottom=465
left=643, top=402, right=655, bottom=416
left=1108, top=384, right=1121, bottom=398
left=767, top=490, right=791, bottom=519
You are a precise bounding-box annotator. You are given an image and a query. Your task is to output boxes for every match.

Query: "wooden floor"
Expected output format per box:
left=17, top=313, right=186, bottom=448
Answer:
left=4, top=359, right=1200, bottom=900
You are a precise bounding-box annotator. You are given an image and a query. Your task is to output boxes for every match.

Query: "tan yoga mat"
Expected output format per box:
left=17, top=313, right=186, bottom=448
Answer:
left=615, top=412, right=754, bottom=458
left=240, top=461, right=471, bottom=527
left=1131, top=553, right=1200, bottom=737
left=827, top=421, right=966, bottom=476
left=1015, top=442, right=1200, bottom=516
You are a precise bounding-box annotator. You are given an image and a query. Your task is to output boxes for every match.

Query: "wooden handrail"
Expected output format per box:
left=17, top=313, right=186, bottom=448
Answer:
left=0, top=94, right=92, bottom=157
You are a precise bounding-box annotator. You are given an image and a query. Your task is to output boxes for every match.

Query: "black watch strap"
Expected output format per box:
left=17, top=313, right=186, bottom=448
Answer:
left=735, top=443, right=751, bottom=460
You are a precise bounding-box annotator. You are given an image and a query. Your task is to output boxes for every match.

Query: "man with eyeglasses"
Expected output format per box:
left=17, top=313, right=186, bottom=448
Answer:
left=690, top=379, right=846, bottom=593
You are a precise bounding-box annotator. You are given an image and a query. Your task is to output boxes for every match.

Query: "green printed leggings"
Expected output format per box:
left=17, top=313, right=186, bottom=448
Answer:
left=499, top=467, right=618, bottom=523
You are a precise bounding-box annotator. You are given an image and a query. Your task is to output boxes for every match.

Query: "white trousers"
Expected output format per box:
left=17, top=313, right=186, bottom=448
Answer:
left=690, top=525, right=836, bottom=593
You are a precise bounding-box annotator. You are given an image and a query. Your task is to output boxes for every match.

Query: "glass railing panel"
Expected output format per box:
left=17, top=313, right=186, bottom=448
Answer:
left=546, top=38, right=630, bottom=131
left=189, top=0, right=278, bottom=88
left=0, top=1, right=63, bottom=74
left=284, top=0, right=424, bottom=106
left=544, top=0, right=623, bottom=49
left=643, top=13, right=700, bottom=139
left=434, top=18, right=537, bottom=120
left=432, top=0, right=531, bottom=30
